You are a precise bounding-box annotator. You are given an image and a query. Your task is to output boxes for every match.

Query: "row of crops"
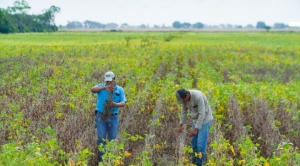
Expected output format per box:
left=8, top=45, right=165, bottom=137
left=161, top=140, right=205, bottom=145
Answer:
left=0, top=32, right=300, bottom=165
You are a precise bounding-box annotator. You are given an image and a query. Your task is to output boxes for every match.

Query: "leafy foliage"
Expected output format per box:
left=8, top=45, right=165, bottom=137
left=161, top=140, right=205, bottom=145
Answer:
left=0, top=0, right=60, bottom=33
left=0, top=32, right=300, bottom=165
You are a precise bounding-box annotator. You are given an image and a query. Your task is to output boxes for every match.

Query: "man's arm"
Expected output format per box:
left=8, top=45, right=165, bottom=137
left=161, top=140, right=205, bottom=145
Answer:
left=91, top=83, right=114, bottom=93
left=108, top=101, right=125, bottom=107
left=108, top=87, right=126, bottom=107
left=179, top=104, right=188, bottom=125
left=91, top=86, right=106, bottom=93
left=178, top=104, right=188, bottom=133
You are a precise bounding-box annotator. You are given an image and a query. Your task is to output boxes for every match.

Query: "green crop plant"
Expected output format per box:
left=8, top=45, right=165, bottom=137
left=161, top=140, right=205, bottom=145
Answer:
left=1, top=31, right=299, bottom=165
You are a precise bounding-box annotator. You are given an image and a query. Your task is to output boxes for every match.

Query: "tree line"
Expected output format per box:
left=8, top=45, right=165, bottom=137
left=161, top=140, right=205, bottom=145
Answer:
left=0, top=0, right=294, bottom=33
left=0, top=0, right=60, bottom=34
left=63, top=20, right=290, bottom=30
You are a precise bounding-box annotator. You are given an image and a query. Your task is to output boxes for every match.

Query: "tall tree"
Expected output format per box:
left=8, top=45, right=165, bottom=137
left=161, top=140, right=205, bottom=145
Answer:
left=40, top=6, right=60, bottom=25
left=273, top=23, right=287, bottom=29
left=66, top=21, right=83, bottom=29
left=172, top=21, right=182, bottom=28
left=0, top=9, right=14, bottom=33
left=0, top=0, right=60, bottom=33
left=7, top=0, right=30, bottom=14
left=106, top=23, right=118, bottom=29
left=83, top=20, right=105, bottom=28
left=182, top=22, right=191, bottom=28
left=37, top=5, right=60, bottom=31
left=256, top=21, right=266, bottom=29
left=6, top=0, right=32, bottom=32
left=192, top=22, right=204, bottom=29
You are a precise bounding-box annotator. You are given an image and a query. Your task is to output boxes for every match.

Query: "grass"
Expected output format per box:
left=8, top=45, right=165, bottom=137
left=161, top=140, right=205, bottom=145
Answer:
left=1, top=31, right=300, bottom=166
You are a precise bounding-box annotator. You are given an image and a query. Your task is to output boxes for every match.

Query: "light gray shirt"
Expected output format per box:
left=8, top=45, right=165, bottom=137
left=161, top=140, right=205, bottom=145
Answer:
left=179, top=90, right=213, bottom=129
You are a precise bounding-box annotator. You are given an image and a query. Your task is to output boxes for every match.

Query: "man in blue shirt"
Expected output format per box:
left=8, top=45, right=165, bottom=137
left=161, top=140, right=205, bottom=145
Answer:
left=91, top=71, right=126, bottom=162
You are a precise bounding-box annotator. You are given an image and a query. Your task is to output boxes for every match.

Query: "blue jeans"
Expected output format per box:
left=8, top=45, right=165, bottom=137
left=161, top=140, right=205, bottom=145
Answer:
left=95, top=113, right=119, bottom=161
left=191, top=121, right=211, bottom=166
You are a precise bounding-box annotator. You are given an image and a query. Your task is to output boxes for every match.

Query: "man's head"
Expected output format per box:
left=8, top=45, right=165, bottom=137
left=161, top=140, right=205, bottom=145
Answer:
left=104, top=71, right=115, bottom=83
left=176, top=88, right=190, bottom=104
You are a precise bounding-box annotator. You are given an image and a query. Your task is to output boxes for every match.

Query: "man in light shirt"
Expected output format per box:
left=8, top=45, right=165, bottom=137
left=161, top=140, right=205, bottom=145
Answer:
left=176, top=88, right=213, bottom=166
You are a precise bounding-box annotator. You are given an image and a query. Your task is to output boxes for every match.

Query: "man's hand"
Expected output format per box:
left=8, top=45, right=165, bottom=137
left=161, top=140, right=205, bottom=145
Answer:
left=106, top=101, right=116, bottom=107
left=105, top=83, right=114, bottom=92
left=177, top=124, right=183, bottom=134
left=189, top=128, right=198, bottom=137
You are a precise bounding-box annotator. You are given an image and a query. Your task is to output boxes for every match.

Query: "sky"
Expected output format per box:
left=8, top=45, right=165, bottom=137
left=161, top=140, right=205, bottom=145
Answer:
left=0, top=0, right=300, bottom=27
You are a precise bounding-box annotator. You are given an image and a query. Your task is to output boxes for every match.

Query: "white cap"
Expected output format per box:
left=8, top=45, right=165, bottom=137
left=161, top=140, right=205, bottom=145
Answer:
left=104, top=71, right=115, bottom=81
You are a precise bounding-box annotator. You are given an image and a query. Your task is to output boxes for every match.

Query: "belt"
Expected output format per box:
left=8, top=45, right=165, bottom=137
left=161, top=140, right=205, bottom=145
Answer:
left=96, top=111, right=118, bottom=116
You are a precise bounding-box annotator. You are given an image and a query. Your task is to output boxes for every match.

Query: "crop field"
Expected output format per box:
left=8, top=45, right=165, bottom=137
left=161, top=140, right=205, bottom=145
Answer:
left=0, top=31, right=300, bottom=166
